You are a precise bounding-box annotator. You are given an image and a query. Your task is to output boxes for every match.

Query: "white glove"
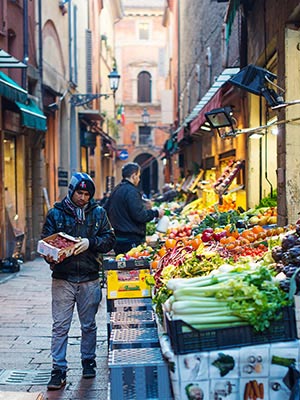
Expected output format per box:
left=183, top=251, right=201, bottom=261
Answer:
left=74, top=238, right=89, bottom=255
left=157, top=208, right=165, bottom=219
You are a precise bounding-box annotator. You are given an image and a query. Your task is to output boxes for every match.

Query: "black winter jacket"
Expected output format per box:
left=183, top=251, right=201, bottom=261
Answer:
left=42, top=198, right=115, bottom=282
left=105, top=179, right=159, bottom=240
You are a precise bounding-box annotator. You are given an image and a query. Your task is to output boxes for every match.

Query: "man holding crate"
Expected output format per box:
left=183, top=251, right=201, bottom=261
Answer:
left=41, top=172, right=115, bottom=390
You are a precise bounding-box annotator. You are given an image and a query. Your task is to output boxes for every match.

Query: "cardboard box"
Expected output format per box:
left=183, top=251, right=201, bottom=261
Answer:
left=37, top=232, right=80, bottom=262
left=106, top=268, right=151, bottom=299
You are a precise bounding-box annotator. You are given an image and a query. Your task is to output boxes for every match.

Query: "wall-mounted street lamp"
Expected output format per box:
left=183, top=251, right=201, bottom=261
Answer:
left=141, top=107, right=150, bottom=126
left=107, top=66, right=120, bottom=119
left=70, top=66, right=121, bottom=173
left=107, top=66, right=120, bottom=97
left=141, top=107, right=173, bottom=134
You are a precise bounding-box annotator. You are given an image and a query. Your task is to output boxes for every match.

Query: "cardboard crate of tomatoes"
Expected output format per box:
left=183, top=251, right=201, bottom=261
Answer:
left=37, top=232, right=80, bottom=262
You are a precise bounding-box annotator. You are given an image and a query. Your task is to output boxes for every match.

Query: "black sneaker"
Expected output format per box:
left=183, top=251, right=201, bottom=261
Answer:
left=82, top=359, right=96, bottom=379
left=47, top=369, right=67, bottom=390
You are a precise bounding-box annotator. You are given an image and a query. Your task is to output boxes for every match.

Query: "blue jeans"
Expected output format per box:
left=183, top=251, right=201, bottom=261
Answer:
left=51, top=278, right=102, bottom=371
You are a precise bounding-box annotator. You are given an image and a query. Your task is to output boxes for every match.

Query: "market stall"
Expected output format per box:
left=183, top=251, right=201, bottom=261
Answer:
left=149, top=197, right=300, bottom=400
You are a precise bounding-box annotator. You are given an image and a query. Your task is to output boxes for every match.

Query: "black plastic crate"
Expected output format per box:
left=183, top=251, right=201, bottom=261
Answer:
left=103, top=258, right=150, bottom=270
left=166, top=306, right=297, bottom=355
left=107, top=298, right=153, bottom=313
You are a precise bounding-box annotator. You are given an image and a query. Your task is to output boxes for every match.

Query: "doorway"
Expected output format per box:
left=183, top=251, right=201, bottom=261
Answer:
left=134, top=153, right=158, bottom=197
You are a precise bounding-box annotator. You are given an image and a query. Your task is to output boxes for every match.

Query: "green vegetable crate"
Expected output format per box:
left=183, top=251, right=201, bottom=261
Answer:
left=165, top=306, right=297, bottom=355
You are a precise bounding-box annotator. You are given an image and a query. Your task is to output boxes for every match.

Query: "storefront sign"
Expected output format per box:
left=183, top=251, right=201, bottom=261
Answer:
left=58, top=179, right=68, bottom=187
left=58, top=170, right=68, bottom=179
left=3, top=110, right=21, bottom=133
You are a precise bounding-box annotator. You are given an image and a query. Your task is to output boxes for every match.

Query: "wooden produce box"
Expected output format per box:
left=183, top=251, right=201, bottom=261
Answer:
left=37, top=232, right=80, bottom=262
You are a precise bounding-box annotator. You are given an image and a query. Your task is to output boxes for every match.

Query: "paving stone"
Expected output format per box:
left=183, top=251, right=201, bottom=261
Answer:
left=0, top=259, right=109, bottom=400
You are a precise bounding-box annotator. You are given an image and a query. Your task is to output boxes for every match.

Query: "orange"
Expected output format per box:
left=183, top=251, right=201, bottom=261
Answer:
left=220, top=236, right=236, bottom=245
left=190, top=237, right=202, bottom=250
left=225, top=242, right=236, bottom=251
left=251, top=225, right=264, bottom=234
left=158, top=246, right=167, bottom=257
left=165, top=238, right=177, bottom=249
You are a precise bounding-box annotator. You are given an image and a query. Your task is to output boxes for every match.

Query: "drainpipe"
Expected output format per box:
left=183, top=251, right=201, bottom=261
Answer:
left=68, top=0, right=73, bottom=81
left=206, top=46, right=212, bottom=87
left=22, top=0, right=28, bottom=89
left=38, top=0, right=43, bottom=97
left=259, top=97, right=263, bottom=202
left=264, top=126, right=273, bottom=197
left=177, top=0, right=181, bottom=123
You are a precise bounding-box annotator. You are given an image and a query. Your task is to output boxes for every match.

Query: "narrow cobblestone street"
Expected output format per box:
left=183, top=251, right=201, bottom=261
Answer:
left=0, top=257, right=109, bottom=400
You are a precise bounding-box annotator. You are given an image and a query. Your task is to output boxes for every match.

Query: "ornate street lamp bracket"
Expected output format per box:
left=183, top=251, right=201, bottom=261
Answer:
left=70, top=93, right=110, bottom=107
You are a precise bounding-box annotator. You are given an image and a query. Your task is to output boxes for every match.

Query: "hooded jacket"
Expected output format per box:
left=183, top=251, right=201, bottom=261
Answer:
left=105, top=179, right=158, bottom=240
left=42, top=198, right=115, bottom=283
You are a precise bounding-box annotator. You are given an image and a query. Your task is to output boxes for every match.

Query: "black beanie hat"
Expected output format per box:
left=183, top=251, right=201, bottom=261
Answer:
left=68, top=172, right=95, bottom=199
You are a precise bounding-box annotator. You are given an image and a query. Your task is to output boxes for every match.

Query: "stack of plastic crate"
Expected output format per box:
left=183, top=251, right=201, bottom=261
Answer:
left=104, top=259, right=173, bottom=400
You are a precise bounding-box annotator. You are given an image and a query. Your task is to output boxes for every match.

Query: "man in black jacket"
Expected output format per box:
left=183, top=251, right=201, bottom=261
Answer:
left=105, top=162, right=164, bottom=255
left=41, top=172, right=115, bottom=390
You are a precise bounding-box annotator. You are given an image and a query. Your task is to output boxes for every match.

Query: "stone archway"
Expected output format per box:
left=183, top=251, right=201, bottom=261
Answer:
left=134, top=153, right=158, bottom=197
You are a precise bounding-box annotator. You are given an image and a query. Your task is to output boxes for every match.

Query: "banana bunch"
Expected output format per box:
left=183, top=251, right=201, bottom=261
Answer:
left=181, top=198, right=204, bottom=216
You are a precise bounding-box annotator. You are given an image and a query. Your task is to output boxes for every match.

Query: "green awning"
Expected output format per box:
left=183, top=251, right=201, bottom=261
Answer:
left=0, top=71, right=27, bottom=103
left=225, top=0, right=240, bottom=44
left=15, top=99, right=47, bottom=131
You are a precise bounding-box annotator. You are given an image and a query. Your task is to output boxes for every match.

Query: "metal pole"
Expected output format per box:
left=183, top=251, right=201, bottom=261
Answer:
left=70, top=103, right=78, bottom=174
left=22, top=0, right=28, bottom=89
left=38, top=0, right=43, bottom=97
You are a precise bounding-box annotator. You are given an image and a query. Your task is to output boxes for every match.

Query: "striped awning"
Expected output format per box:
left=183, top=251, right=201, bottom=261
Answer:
left=15, top=99, right=47, bottom=131
left=0, top=49, right=27, bottom=68
left=0, top=71, right=27, bottom=103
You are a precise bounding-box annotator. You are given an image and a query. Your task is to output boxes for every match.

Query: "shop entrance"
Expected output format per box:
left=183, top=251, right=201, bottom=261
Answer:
left=3, top=134, right=24, bottom=257
left=134, top=153, right=158, bottom=198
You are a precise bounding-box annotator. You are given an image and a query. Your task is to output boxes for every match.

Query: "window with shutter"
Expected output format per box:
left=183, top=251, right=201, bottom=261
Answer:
left=139, top=126, right=151, bottom=145
left=138, top=22, right=149, bottom=40
left=86, top=30, right=92, bottom=93
left=73, top=5, right=78, bottom=85
left=138, top=71, right=151, bottom=103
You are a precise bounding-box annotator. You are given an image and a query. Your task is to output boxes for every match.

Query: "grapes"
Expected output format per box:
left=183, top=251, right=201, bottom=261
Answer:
left=275, top=230, right=300, bottom=292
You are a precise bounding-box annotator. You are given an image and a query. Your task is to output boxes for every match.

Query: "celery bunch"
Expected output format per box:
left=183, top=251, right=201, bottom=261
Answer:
left=166, top=266, right=290, bottom=331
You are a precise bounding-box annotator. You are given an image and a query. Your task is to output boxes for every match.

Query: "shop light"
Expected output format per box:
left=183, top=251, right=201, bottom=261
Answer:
left=205, top=106, right=237, bottom=138
left=249, top=132, right=265, bottom=139
left=229, top=64, right=284, bottom=107
left=200, top=122, right=212, bottom=132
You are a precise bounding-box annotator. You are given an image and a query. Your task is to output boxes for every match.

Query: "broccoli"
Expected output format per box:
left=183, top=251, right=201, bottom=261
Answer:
left=212, top=352, right=235, bottom=377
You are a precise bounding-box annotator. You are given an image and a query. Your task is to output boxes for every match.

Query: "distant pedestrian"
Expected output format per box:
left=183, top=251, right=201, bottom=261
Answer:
left=98, top=191, right=109, bottom=208
left=105, top=162, right=164, bottom=255
left=41, top=172, right=115, bottom=390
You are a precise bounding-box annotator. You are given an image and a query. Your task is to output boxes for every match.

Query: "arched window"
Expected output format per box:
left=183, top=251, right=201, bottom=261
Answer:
left=138, top=71, right=151, bottom=103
